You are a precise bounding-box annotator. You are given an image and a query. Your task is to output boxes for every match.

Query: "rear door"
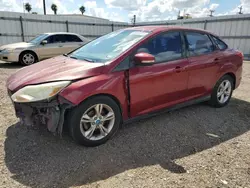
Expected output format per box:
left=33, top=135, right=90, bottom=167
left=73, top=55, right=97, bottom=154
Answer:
left=184, top=31, right=223, bottom=100
left=129, top=31, right=189, bottom=117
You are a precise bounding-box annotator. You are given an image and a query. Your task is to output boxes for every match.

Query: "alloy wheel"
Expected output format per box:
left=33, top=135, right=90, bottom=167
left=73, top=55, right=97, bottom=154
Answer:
left=217, top=80, right=232, bottom=104
left=22, top=53, right=35, bottom=65
left=79, top=104, right=115, bottom=141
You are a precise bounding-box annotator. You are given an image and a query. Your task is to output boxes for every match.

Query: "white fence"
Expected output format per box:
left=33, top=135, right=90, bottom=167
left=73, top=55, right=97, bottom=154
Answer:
left=1, top=11, right=250, bottom=59
left=0, top=11, right=128, bottom=45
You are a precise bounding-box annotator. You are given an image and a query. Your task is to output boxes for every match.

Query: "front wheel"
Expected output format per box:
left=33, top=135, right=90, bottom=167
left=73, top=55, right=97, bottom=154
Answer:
left=67, top=96, right=122, bottom=147
left=19, top=51, right=37, bottom=66
left=209, top=75, right=234, bottom=108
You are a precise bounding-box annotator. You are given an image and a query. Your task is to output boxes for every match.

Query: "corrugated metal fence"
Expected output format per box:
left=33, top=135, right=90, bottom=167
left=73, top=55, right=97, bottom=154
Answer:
left=0, top=11, right=128, bottom=45
left=136, top=14, right=250, bottom=59
left=1, top=11, right=250, bottom=59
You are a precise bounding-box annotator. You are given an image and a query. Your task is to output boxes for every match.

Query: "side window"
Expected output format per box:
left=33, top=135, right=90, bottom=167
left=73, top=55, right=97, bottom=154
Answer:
left=185, top=32, right=214, bottom=56
left=136, top=32, right=183, bottom=63
left=44, top=35, right=54, bottom=44
left=211, top=35, right=227, bottom=50
left=65, top=35, right=83, bottom=42
left=44, top=35, right=66, bottom=44
left=53, top=35, right=66, bottom=43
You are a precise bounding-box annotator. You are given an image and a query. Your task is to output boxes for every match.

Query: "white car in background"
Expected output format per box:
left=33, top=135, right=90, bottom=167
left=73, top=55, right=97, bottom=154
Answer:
left=0, top=32, right=89, bottom=65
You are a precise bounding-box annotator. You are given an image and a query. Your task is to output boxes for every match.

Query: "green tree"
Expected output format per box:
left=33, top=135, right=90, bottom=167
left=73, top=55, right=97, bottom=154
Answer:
left=79, top=6, right=85, bottom=15
left=24, top=3, right=32, bottom=13
left=51, top=4, right=57, bottom=15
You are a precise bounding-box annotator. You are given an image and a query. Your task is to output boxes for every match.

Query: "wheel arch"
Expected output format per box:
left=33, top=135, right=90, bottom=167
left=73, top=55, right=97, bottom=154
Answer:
left=19, top=50, right=39, bottom=62
left=223, top=72, right=236, bottom=89
left=70, top=93, right=124, bottom=120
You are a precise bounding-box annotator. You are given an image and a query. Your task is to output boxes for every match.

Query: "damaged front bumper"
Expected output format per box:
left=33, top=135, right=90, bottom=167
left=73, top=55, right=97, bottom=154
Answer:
left=12, top=96, right=74, bottom=135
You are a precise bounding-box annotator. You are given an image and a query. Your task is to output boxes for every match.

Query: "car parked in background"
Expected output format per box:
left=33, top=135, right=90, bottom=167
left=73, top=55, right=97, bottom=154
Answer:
left=6, top=26, right=243, bottom=147
left=0, top=32, right=88, bottom=65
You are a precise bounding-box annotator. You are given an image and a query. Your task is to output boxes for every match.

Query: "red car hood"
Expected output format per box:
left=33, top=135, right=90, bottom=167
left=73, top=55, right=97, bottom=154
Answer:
left=7, top=56, right=105, bottom=92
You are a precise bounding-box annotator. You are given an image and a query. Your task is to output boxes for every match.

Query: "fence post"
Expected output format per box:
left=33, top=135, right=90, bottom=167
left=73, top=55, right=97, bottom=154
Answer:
left=111, top=22, right=114, bottom=31
left=19, top=16, right=25, bottom=42
left=204, top=20, right=208, bottom=30
left=66, top=21, right=69, bottom=32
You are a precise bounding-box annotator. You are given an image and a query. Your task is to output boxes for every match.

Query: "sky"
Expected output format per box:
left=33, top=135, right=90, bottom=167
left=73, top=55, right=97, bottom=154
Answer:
left=0, top=0, right=249, bottom=22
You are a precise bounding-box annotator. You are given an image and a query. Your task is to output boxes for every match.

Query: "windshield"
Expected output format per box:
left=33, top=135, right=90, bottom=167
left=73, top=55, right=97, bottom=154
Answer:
left=28, top=34, right=49, bottom=44
left=69, top=30, right=150, bottom=62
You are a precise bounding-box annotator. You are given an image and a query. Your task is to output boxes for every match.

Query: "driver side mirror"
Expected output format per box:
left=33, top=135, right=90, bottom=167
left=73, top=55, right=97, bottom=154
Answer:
left=41, top=40, right=48, bottom=45
left=134, top=53, right=155, bottom=66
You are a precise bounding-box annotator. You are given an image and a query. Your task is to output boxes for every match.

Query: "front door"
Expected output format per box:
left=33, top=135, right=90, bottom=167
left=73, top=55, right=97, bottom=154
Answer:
left=129, top=31, right=189, bottom=117
left=37, top=34, right=67, bottom=60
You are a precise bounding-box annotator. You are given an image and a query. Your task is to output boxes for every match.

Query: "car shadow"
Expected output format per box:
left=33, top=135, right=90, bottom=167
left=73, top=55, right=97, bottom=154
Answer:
left=4, top=98, right=250, bottom=188
left=0, top=62, right=22, bottom=69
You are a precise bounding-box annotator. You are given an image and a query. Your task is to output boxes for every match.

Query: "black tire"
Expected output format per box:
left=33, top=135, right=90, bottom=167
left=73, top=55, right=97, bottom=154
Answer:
left=67, top=96, right=122, bottom=147
left=19, top=51, right=38, bottom=66
left=209, top=75, right=234, bottom=108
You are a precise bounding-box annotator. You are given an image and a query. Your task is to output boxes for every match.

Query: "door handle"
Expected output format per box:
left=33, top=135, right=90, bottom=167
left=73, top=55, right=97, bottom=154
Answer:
left=175, top=66, right=182, bottom=73
left=59, top=45, right=63, bottom=47
left=214, top=58, right=220, bottom=63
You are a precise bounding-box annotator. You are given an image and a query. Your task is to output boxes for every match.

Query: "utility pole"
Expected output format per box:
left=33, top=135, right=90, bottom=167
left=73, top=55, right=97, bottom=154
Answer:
left=133, top=15, right=136, bottom=26
left=43, top=0, right=46, bottom=15
left=209, top=9, right=215, bottom=17
left=238, top=6, right=243, bottom=14
left=177, top=10, right=181, bottom=19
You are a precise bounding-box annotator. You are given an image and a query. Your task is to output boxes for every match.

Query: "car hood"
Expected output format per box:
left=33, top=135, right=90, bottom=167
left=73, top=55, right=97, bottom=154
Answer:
left=0, top=42, right=35, bottom=50
left=7, top=56, right=105, bottom=92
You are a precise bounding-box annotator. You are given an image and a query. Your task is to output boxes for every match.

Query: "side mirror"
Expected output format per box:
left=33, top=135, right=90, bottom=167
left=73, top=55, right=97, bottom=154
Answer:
left=41, top=40, right=48, bottom=45
left=134, top=53, right=155, bottom=66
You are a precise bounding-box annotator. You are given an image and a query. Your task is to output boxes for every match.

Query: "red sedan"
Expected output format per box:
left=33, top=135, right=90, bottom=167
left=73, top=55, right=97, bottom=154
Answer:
left=6, top=26, right=243, bottom=146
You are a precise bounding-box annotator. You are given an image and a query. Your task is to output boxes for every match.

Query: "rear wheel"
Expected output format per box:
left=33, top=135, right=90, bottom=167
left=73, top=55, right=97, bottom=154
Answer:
left=67, top=96, right=121, bottom=147
left=209, top=75, right=234, bottom=108
left=19, top=51, right=37, bottom=66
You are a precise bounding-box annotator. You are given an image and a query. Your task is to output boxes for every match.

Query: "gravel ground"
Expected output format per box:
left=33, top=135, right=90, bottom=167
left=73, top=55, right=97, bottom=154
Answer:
left=0, top=61, right=250, bottom=188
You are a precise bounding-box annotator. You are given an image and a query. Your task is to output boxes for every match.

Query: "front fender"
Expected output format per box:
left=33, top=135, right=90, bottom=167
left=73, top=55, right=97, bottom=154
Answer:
left=59, top=72, right=129, bottom=119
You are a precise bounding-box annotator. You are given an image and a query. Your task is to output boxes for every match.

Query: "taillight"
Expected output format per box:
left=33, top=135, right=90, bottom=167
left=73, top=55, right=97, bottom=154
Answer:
left=236, top=51, right=244, bottom=60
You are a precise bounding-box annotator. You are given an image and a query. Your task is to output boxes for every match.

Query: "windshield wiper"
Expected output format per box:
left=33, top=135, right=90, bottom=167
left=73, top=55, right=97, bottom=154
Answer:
left=64, top=54, right=94, bottom=62
left=81, top=57, right=95, bottom=62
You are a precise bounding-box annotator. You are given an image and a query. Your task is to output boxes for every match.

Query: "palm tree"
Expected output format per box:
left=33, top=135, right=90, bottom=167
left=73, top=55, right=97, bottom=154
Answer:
left=51, top=4, right=57, bottom=15
left=79, top=6, right=85, bottom=15
left=24, top=3, right=32, bottom=13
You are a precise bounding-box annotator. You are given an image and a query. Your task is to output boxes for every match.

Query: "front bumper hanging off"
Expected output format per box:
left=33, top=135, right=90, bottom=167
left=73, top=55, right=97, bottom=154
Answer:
left=13, top=97, right=74, bottom=135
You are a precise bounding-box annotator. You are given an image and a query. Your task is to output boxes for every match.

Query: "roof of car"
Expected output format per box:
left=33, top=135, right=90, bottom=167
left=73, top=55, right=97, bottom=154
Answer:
left=125, top=25, right=212, bottom=34
left=44, top=32, right=81, bottom=36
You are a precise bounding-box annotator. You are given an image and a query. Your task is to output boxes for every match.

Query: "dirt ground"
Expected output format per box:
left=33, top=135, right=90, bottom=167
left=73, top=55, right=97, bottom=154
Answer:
left=0, top=61, right=249, bottom=188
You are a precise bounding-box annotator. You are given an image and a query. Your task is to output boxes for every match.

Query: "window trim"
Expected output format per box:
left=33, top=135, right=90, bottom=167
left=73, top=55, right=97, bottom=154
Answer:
left=130, top=30, right=187, bottom=66
left=183, top=30, right=217, bottom=58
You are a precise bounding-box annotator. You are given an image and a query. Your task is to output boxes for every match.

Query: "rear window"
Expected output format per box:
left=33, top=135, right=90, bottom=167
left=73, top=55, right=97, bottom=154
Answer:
left=211, top=35, right=227, bottom=50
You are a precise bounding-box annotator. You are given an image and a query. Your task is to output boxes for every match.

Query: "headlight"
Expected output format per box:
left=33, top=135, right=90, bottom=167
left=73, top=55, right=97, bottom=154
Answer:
left=2, top=48, right=14, bottom=53
left=11, top=81, right=71, bottom=103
